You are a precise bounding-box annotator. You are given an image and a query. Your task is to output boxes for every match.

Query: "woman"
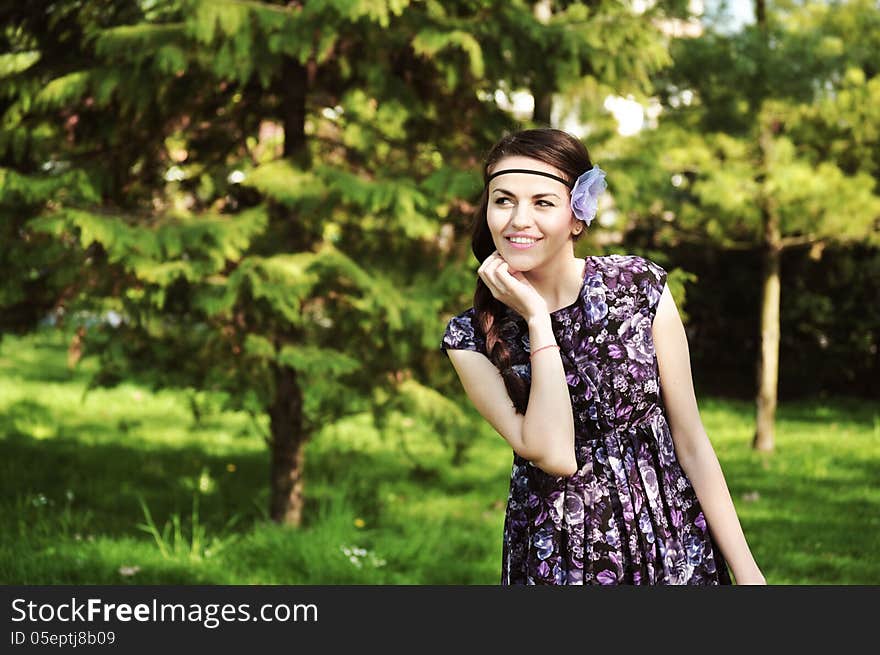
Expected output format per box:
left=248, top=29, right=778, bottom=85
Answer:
left=440, top=127, right=765, bottom=585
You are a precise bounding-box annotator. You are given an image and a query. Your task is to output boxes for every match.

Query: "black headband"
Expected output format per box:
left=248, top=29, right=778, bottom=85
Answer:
left=486, top=168, right=573, bottom=189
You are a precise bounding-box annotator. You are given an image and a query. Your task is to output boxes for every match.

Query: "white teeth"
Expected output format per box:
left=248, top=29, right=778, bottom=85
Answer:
left=508, top=237, right=538, bottom=244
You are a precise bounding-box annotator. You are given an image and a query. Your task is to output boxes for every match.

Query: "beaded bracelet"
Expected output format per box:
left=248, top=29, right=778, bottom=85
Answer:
left=529, top=344, right=560, bottom=360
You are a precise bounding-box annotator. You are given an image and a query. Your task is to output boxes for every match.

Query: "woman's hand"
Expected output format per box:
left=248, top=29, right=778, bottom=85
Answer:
left=733, top=570, right=767, bottom=585
left=478, top=250, right=548, bottom=321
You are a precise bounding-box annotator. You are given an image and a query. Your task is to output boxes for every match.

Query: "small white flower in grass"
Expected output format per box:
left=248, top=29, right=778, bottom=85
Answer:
left=340, top=544, right=385, bottom=569
left=118, top=565, right=140, bottom=577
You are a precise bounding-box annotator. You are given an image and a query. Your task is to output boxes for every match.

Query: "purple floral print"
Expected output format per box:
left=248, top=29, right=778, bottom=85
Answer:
left=441, top=254, right=733, bottom=585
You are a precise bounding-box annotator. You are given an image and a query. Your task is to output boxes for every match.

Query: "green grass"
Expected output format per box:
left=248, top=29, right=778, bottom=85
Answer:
left=1, top=327, right=877, bottom=584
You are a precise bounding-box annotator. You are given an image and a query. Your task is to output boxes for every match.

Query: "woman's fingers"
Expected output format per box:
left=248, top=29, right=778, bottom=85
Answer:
left=479, top=255, right=500, bottom=296
left=482, top=253, right=523, bottom=303
left=479, top=251, right=503, bottom=286
left=489, top=255, right=513, bottom=294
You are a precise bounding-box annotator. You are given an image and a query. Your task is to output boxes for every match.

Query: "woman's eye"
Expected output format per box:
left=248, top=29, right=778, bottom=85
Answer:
left=494, top=198, right=554, bottom=207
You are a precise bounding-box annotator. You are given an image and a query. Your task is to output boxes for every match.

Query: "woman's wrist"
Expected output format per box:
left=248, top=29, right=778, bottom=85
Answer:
left=732, top=563, right=767, bottom=585
left=526, top=313, right=555, bottom=352
left=530, top=343, right=560, bottom=359
left=526, top=311, right=552, bottom=328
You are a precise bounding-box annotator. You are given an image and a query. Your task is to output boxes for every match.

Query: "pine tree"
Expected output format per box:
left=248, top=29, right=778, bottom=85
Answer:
left=2, top=0, right=678, bottom=525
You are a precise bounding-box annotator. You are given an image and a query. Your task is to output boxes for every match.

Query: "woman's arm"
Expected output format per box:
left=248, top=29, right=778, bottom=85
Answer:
left=444, top=310, right=577, bottom=477
left=521, top=312, right=577, bottom=476
left=651, top=284, right=766, bottom=584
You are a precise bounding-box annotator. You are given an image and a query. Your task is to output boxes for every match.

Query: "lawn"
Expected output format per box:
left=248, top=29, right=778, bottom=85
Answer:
left=1, top=327, right=877, bottom=584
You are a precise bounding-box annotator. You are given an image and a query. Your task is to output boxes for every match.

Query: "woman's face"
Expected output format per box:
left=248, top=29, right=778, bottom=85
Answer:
left=486, top=156, right=577, bottom=268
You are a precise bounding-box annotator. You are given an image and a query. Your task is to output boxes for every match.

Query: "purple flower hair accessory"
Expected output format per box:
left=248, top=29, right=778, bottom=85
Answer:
left=569, top=165, right=607, bottom=226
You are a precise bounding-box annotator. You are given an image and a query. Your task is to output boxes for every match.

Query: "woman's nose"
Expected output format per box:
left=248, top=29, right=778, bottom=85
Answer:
left=510, top=207, right=536, bottom=227
left=510, top=221, right=534, bottom=231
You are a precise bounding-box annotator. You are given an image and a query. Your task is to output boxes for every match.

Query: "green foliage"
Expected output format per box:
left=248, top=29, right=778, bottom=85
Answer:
left=0, top=50, right=40, bottom=77
left=96, top=23, right=189, bottom=74
left=31, top=206, right=269, bottom=285
left=412, top=28, right=485, bottom=84
left=619, top=0, right=880, bottom=250
left=0, top=167, right=99, bottom=205
left=35, top=71, right=94, bottom=110
left=0, top=0, right=686, bottom=513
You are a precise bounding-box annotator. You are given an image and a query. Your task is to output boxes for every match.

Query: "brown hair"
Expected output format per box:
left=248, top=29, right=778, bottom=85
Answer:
left=471, top=127, right=593, bottom=414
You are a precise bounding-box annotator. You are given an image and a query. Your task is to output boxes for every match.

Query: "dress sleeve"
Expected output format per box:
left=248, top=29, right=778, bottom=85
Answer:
left=642, top=257, right=668, bottom=321
left=440, top=308, right=487, bottom=355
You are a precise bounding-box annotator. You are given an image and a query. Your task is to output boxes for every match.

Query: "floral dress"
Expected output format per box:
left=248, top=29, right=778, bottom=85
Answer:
left=441, top=254, right=733, bottom=585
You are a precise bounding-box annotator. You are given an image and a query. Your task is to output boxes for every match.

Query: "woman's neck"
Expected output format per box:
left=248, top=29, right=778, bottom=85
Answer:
left=523, top=256, right=586, bottom=313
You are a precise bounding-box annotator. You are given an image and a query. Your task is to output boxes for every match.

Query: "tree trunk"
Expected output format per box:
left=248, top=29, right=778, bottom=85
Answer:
left=266, top=54, right=311, bottom=525
left=752, top=0, right=777, bottom=453
left=531, top=0, right=553, bottom=126
left=753, top=120, right=781, bottom=452
left=279, top=55, right=310, bottom=168
left=268, top=363, right=307, bottom=526
left=753, top=238, right=780, bottom=452
left=532, top=87, right=553, bottom=126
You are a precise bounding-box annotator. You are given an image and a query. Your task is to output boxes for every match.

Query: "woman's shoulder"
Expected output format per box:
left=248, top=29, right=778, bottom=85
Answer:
left=440, top=306, right=486, bottom=354
left=589, top=253, right=668, bottom=317
left=591, top=252, right=664, bottom=273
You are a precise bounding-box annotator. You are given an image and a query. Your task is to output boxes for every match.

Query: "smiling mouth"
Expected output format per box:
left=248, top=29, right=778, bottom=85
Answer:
left=506, top=236, right=543, bottom=244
